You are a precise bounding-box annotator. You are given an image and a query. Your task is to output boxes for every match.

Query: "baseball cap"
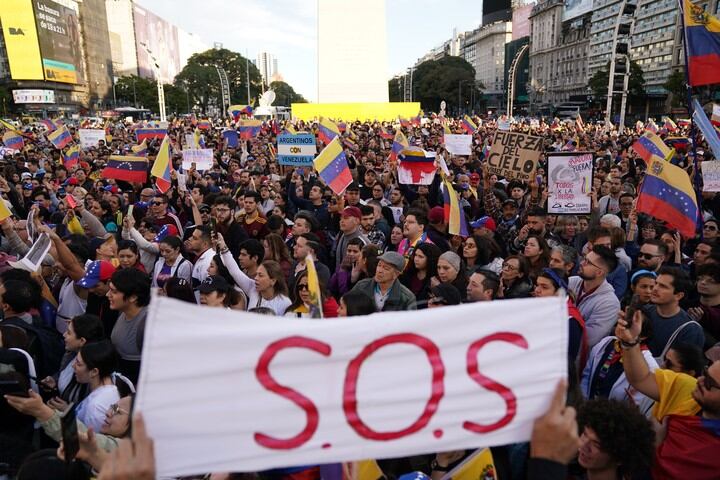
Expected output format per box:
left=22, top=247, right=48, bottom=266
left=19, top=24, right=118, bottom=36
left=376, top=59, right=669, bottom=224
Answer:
left=76, top=260, right=116, bottom=289
left=470, top=216, right=496, bottom=232
left=346, top=182, right=360, bottom=192
left=502, top=199, right=518, bottom=208
left=198, top=203, right=211, bottom=213
left=103, top=185, right=119, bottom=193
left=469, top=172, right=481, bottom=182
left=20, top=172, right=32, bottom=179
left=22, top=183, right=33, bottom=190
left=428, top=206, right=445, bottom=224
left=341, top=206, right=362, bottom=219
left=377, top=251, right=405, bottom=272
left=198, top=275, right=231, bottom=293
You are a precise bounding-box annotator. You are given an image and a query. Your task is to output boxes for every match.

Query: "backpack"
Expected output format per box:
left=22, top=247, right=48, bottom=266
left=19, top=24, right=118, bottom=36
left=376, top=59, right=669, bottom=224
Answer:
left=2, top=317, right=64, bottom=379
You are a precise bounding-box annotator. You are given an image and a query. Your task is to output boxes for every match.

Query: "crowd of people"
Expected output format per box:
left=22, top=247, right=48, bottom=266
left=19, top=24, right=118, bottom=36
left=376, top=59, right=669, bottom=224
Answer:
left=0, top=112, right=718, bottom=479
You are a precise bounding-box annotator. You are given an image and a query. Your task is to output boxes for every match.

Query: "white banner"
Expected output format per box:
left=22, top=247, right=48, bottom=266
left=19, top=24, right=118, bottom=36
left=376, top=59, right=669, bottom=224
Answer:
left=136, top=295, right=567, bottom=478
left=444, top=134, right=472, bottom=155
left=701, top=161, right=720, bottom=192
left=547, top=152, right=594, bottom=214
left=182, top=148, right=214, bottom=171
left=78, top=129, right=105, bottom=148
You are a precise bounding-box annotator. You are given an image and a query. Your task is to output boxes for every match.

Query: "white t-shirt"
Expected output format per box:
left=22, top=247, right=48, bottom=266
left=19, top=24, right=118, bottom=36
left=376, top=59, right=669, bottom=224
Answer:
left=75, top=384, right=120, bottom=432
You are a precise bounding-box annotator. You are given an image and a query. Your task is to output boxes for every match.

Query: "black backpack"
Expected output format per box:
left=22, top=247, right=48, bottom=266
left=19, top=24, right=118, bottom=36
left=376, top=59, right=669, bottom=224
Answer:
left=2, top=317, right=64, bottom=379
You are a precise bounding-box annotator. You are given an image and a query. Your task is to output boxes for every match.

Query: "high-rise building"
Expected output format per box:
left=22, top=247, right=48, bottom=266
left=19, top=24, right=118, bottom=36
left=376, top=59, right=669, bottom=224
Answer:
left=105, top=0, right=138, bottom=78
left=317, top=0, right=388, bottom=103
left=462, top=21, right=513, bottom=108
left=79, top=0, right=114, bottom=109
left=256, top=51, right=276, bottom=86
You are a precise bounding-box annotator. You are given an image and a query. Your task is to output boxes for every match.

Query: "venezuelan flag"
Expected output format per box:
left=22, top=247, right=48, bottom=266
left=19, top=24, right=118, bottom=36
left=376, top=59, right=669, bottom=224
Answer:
left=399, top=117, right=410, bottom=128
left=198, top=119, right=211, bottom=130
left=665, top=136, right=692, bottom=153
left=223, top=129, right=239, bottom=148
left=228, top=105, right=253, bottom=120
left=317, top=118, right=340, bottom=145
left=684, top=0, right=720, bottom=87
left=151, top=136, right=172, bottom=193
left=40, top=119, right=58, bottom=132
left=645, top=119, right=659, bottom=133
left=2, top=131, right=24, bottom=150
left=63, top=144, right=80, bottom=169
left=379, top=128, right=394, bottom=140
left=411, top=115, right=421, bottom=126
left=462, top=115, right=478, bottom=134
left=131, top=139, right=148, bottom=157
left=47, top=126, right=73, bottom=149
left=712, top=104, right=720, bottom=126
left=313, top=137, right=353, bottom=195
left=238, top=119, right=262, bottom=140
left=631, top=131, right=673, bottom=163
left=662, top=116, right=678, bottom=132
left=305, top=254, right=323, bottom=318
left=337, top=122, right=347, bottom=133
left=637, top=156, right=698, bottom=238
left=390, top=130, right=409, bottom=162
left=136, top=128, right=167, bottom=143
left=102, top=156, right=148, bottom=183
left=442, top=177, right=469, bottom=237
left=284, top=123, right=297, bottom=135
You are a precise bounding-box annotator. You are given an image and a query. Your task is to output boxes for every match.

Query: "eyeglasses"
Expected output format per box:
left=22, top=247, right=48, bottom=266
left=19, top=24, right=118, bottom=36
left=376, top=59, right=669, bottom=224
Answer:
left=702, top=366, right=720, bottom=391
left=639, top=252, right=663, bottom=260
left=108, top=403, right=129, bottom=417
left=151, top=201, right=164, bottom=206
left=704, top=225, right=718, bottom=231
left=581, top=256, right=602, bottom=270
left=298, top=284, right=309, bottom=291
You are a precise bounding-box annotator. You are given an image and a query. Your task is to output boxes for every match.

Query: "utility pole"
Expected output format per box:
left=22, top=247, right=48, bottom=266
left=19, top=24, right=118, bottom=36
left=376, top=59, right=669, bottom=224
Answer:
left=246, top=50, right=251, bottom=105
left=139, top=43, right=166, bottom=121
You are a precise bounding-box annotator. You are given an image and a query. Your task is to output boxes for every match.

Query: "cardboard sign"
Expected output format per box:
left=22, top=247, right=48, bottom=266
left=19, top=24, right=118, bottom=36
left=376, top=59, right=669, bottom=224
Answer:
left=547, top=152, right=594, bottom=214
left=701, top=161, right=720, bottom=192
left=486, top=131, right=544, bottom=182
left=277, top=133, right=317, bottom=166
left=136, top=295, right=567, bottom=478
left=444, top=134, right=472, bottom=156
left=181, top=148, right=214, bottom=171
left=78, top=129, right=105, bottom=148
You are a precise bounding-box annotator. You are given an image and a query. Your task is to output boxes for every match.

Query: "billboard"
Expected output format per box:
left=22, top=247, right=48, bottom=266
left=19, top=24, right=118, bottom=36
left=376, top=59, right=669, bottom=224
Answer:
left=563, top=0, right=593, bottom=20
left=0, top=0, right=44, bottom=80
left=483, top=0, right=512, bottom=25
left=13, top=89, right=55, bottom=103
left=33, top=0, right=84, bottom=84
left=133, top=5, right=181, bottom=83
left=512, top=4, right=534, bottom=40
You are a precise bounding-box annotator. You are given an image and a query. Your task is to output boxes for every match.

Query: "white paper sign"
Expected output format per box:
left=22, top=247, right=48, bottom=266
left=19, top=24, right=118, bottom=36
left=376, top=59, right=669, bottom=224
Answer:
left=184, top=134, right=195, bottom=148
left=78, top=129, right=105, bottom=148
left=444, top=134, right=472, bottom=155
left=136, top=295, right=567, bottom=477
left=701, top=161, right=720, bottom=192
left=182, top=148, right=214, bottom=171
left=547, top=152, right=594, bottom=214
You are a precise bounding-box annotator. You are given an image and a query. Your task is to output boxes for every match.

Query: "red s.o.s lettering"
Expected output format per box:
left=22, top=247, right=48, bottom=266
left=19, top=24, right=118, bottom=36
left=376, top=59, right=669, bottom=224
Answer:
left=254, top=336, right=331, bottom=449
left=463, top=332, right=528, bottom=434
left=343, top=333, right=445, bottom=441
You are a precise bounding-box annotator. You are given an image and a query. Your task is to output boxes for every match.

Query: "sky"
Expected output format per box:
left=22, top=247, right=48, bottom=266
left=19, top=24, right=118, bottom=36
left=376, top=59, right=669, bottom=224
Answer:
left=139, top=0, right=484, bottom=102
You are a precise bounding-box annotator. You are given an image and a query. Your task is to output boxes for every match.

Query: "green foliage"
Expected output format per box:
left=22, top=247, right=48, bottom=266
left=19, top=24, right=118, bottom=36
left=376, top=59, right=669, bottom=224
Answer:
left=588, top=60, right=646, bottom=101
left=412, top=56, right=483, bottom=113
left=114, top=75, right=158, bottom=111
left=664, top=70, right=686, bottom=108
left=268, top=81, right=307, bottom=106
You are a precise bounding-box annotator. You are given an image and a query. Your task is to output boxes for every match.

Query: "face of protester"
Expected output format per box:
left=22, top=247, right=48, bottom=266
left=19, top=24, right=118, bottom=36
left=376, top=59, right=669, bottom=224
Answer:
left=73, top=352, right=96, bottom=384
left=578, top=427, right=616, bottom=471
left=108, top=196, right=121, bottom=213
left=414, top=248, right=428, bottom=271
left=89, top=200, right=103, bottom=218
left=63, top=320, right=86, bottom=352
left=364, top=171, right=376, bottom=186
left=533, top=277, right=557, bottom=298
left=346, top=244, right=361, bottom=264
left=101, top=396, right=131, bottom=437
left=96, top=239, right=117, bottom=260
left=238, top=249, right=257, bottom=270
left=579, top=252, right=605, bottom=282
left=600, top=181, right=611, bottom=196
left=641, top=224, right=657, bottom=240
left=524, top=237, right=541, bottom=260
left=200, top=290, right=226, bottom=307
left=337, top=298, right=348, bottom=317
left=502, top=203, right=517, bottom=220
left=75, top=170, right=87, bottom=183
left=462, top=237, right=478, bottom=262
left=390, top=189, right=402, bottom=205
left=207, top=259, right=219, bottom=276
left=704, top=221, right=719, bottom=240
left=628, top=277, right=654, bottom=304
left=562, top=220, right=577, bottom=238
left=692, top=360, right=720, bottom=415
left=151, top=197, right=168, bottom=216
left=374, top=260, right=399, bottom=285
left=578, top=217, right=589, bottom=233
left=188, top=229, right=208, bottom=254
left=292, top=218, right=311, bottom=236
left=467, top=273, right=492, bottom=302
left=403, top=215, right=423, bottom=240
left=372, top=185, right=384, bottom=200
left=339, top=214, right=359, bottom=234
left=297, top=277, right=311, bottom=304
left=159, top=243, right=179, bottom=263
left=254, top=265, right=275, bottom=294
left=244, top=196, right=258, bottom=215
left=501, top=258, right=521, bottom=282
left=638, top=244, right=664, bottom=270
left=651, top=273, right=681, bottom=307
left=697, top=273, right=720, bottom=298
left=106, top=281, right=132, bottom=311
left=526, top=215, right=545, bottom=235
left=694, top=243, right=713, bottom=266
left=549, top=250, right=571, bottom=275
left=308, top=186, right=323, bottom=201
left=118, top=248, right=138, bottom=269
left=361, top=213, right=375, bottom=232
left=390, top=226, right=403, bottom=245
left=345, top=189, right=360, bottom=205
left=437, top=259, right=458, bottom=283
left=609, top=177, right=622, bottom=195
left=214, top=203, right=233, bottom=223
left=239, top=171, right=250, bottom=185
left=620, top=196, right=634, bottom=216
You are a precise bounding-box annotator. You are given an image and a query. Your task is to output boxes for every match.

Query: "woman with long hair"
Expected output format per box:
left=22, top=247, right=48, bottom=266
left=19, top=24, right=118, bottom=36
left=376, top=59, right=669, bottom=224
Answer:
left=263, top=233, right=293, bottom=281
left=401, top=242, right=441, bottom=307
left=116, top=240, right=145, bottom=272
left=285, top=270, right=339, bottom=318
left=162, top=277, right=197, bottom=304
left=524, top=234, right=551, bottom=280
left=208, top=254, right=248, bottom=310
left=499, top=255, right=533, bottom=299
left=337, top=291, right=376, bottom=317
left=462, top=235, right=503, bottom=276
left=386, top=225, right=404, bottom=252
left=153, top=235, right=192, bottom=289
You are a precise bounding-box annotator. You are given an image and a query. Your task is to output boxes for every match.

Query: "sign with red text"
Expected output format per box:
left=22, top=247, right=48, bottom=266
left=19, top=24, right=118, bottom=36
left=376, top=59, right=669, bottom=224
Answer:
left=547, top=152, right=594, bottom=214
left=486, top=131, right=543, bottom=181
left=136, top=295, right=567, bottom=478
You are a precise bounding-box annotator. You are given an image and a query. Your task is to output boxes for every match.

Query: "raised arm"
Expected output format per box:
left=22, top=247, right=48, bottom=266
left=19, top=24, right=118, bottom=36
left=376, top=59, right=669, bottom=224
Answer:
left=215, top=233, right=255, bottom=294
left=616, top=310, right=660, bottom=401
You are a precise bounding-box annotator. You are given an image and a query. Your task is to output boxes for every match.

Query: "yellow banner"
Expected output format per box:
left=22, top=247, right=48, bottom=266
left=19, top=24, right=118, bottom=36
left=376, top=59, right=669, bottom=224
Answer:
left=0, top=0, right=44, bottom=80
left=292, top=102, right=422, bottom=122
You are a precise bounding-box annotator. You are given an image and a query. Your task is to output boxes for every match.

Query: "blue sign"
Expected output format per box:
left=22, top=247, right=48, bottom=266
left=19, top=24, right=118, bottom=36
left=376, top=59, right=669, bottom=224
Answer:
left=277, top=133, right=317, bottom=166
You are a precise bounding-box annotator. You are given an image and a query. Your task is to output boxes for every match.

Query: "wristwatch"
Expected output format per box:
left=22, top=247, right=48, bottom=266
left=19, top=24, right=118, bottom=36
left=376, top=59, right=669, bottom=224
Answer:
left=430, top=459, right=450, bottom=472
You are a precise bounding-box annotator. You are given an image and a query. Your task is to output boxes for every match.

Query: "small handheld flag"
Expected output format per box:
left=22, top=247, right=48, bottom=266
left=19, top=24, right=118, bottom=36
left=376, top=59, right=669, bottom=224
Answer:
left=131, top=139, right=148, bottom=157
left=63, top=144, right=80, bottom=169
left=136, top=128, right=167, bottom=143
left=313, top=137, right=353, bottom=195
left=2, top=131, right=24, bottom=150
left=631, top=131, right=673, bottom=163
left=305, top=254, right=323, bottom=318
left=102, top=156, right=148, bottom=183
left=461, top=115, right=478, bottom=134
left=151, top=136, right=172, bottom=193
left=47, top=126, right=73, bottom=150
left=442, top=177, right=469, bottom=237
left=390, top=130, right=409, bottom=162
left=317, top=118, right=340, bottom=145
left=238, top=119, right=262, bottom=140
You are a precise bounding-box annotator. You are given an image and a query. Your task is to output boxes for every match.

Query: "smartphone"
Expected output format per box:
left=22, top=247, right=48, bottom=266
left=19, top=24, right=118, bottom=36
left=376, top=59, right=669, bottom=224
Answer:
left=209, top=217, right=217, bottom=237
left=61, top=403, right=79, bottom=464
left=625, top=294, right=642, bottom=324
left=65, top=195, right=77, bottom=209
left=127, top=204, right=134, bottom=219
left=0, top=379, right=29, bottom=397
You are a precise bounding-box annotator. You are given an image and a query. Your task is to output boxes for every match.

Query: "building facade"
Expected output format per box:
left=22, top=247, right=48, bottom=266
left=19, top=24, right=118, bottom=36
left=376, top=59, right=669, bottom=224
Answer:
left=79, top=0, right=113, bottom=109
left=462, top=21, right=513, bottom=107
left=256, top=51, right=277, bottom=86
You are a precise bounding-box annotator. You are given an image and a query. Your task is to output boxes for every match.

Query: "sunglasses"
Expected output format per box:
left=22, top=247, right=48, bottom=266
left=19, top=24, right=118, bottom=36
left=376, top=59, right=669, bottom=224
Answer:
left=151, top=201, right=164, bottom=206
left=704, top=225, right=718, bottom=231
left=298, top=283, right=309, bottom=291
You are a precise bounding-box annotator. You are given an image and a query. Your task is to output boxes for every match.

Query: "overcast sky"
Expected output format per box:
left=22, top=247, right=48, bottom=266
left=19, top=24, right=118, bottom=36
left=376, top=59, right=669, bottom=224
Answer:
left=140, top=0, right=484, bottom=101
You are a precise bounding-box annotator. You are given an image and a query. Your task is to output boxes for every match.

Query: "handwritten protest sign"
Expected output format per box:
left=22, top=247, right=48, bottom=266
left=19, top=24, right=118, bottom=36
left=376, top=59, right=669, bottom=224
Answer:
left=78, top=129, right=105, bottom=148
left=277, top=133, right=317, bottom=166
left=547, top=152, right=594, bottom=214
left=136, top=295, right=567, bottom=477
left=701, top=161, right=720, bottom=192
left=486, top=131, right=544, bottom=181
left=444, top=134, right=472, bottom=156
left=182, top=148, right=214, bottom=171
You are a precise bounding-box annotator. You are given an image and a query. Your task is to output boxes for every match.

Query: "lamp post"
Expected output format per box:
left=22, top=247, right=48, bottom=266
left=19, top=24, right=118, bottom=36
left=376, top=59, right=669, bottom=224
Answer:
left=139, top=42, right=166, bottom=121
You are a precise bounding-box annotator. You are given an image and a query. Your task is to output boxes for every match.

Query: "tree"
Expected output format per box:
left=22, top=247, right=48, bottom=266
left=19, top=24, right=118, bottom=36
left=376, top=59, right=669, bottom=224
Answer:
left=268, top=81, right=307, bottom=106
left=664, top=70, right=686, bottom=108
left=588, top=60, right=646, bottom=102
left=114, top=75, right=157, bottom=111
left=410, top=56, right=482, bottom=114
left=163, top=84, right=190, bottom=115
left=175, top=48, right=263, bottom=114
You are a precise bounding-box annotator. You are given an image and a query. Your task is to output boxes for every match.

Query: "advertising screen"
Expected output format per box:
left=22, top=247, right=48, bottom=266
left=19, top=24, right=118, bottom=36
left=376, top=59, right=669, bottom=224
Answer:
left=133, top=5, right=181, bottom=83
left=33, top=0, right=84, bottom=84
left=0, top=0, right=44, bottom=80
left=563, top=0, right=593, bottom=20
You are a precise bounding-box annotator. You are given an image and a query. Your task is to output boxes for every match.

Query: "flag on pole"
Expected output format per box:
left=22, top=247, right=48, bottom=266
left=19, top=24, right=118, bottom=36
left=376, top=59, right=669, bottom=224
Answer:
left=411, top=115, right=421, bottom=126
left=379, top=128, right=394, bottom=140
left=2, top=131, right=24, bottom=150
left=683, top=0, right=720, bottom=87
left=63, top=144, right=80, bottom=169
left=665, top=137, right=693, bottom=153
left=636, top=156, right=698, bottom=238
left=631, top=131, right=673, bottom=163
left=318, top=118, right=340, bottom=145
left=398, top=147, right=437, bottom=185
left=461, top=115, right=478, bottom=134
left=390, top=130, right=409, bottom=162
left=151, top=136, right=172, bottom=193
left=136, top=128, right=167, bottom=142
left=662, top=116, right=678, bottom=132
left=228, top=105, right=253, bottom=120
left=102, top=156, right=148, bottom=183
left=313, top=137, right=353, bottom=195
left=442, top=177, right=469, bottom=237
left=576, top=114, right=585, bottom=130
left=399, top=117, right=410, bottom=128
left=692, top=98, right=720, bottom=159
left=305, top=254, right=323, bottom=319
left=238, top=119, right=262, bottom=140
left=645, top=119, right=659, bottom=133
left=131, top=139, right=148, bottom=157
left=47, top=126, right=73, bottom=149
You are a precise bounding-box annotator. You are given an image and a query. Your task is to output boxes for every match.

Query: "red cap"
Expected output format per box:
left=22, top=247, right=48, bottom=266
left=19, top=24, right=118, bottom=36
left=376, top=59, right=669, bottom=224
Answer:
left=428, top=206, right=445, bottom=224
left=469, top=172, right=481, bottom=182
left=79, top=161, right=90, bottom=171
left=341, top=206, right=362, bottom=219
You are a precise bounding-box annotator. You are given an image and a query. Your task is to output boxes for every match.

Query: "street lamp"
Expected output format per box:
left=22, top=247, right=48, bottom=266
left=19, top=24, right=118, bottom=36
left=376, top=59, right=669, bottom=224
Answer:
left=139, top=42, right=166, bottom=121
